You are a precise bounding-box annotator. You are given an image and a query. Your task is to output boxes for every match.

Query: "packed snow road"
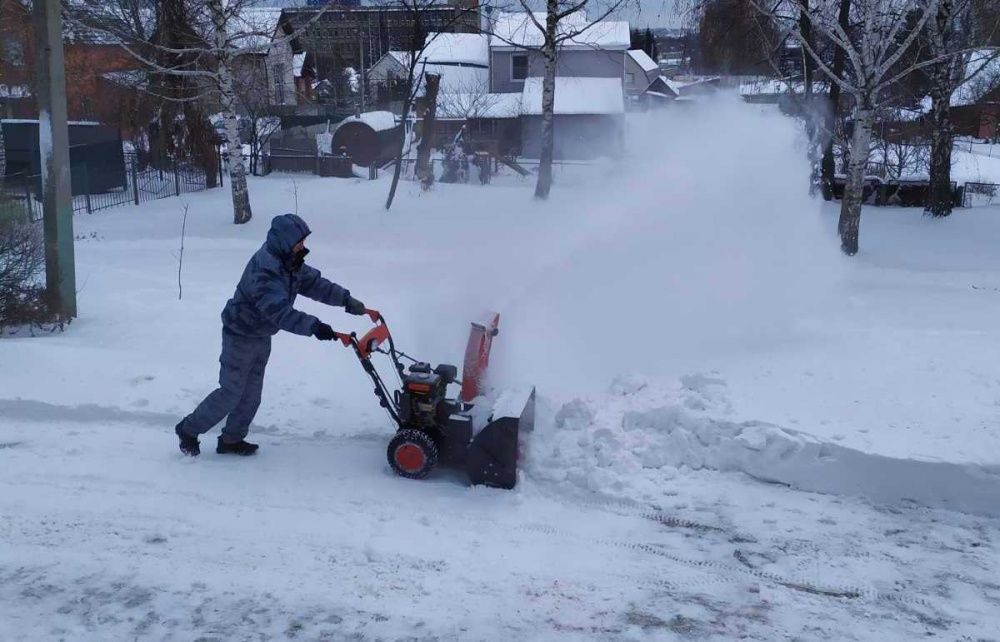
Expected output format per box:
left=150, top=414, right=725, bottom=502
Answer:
left=1, top=411, right=998, bottom=640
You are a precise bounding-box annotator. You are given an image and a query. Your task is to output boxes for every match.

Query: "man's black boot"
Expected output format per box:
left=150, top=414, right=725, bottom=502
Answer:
left=175, top=421, right=200, bottom=457
left=217, top=437, right=259, bottom=456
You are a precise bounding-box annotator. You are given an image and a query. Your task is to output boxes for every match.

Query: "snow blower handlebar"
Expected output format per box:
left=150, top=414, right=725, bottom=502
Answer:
left=333, top=309, right=407, bottom=427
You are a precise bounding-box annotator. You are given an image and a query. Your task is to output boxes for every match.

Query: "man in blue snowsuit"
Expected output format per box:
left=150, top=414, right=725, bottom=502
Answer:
left=175, top=213, right=364, bottom=457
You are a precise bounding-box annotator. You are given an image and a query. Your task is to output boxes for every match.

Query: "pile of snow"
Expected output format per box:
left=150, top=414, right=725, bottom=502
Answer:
left=528, top=374, right=1000, bottom=517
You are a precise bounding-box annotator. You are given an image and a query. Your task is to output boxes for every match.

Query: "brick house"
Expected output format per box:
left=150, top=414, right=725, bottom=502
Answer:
left=0, top=0, right=150, bottom=137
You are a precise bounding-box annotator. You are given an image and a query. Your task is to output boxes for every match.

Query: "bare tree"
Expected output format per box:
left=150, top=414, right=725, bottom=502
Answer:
left=67, top=0, right=334, bottom=224
left=924, top=1, right=1000, bottom=216
left=487, top=1, right=633, bottom=199
left=759, top=0, right=944, bottom=255
left=380, top=0, right=481, bottom=211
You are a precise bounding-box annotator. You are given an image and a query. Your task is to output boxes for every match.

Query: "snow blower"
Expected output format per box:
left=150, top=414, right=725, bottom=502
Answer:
left=331, top=310, right=534, bottom=489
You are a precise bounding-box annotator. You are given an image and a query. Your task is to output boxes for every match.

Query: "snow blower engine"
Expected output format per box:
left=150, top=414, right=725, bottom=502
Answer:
left=331, top=310, right=534, bottom=489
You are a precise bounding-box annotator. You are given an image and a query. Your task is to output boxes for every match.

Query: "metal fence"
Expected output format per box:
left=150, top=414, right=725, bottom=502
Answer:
left=0, top=152, right=220, bottom=222
left=394, top=157, right=605, bottom=186
left=963, top=182, right=1000, bottom=208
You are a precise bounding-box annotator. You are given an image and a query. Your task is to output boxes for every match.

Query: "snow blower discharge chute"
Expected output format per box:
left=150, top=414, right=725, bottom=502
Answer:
left=331, top=310, right=534, bottom=489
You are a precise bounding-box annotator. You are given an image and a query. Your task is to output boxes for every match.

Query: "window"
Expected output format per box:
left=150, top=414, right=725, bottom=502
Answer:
left=273, top=64, right=286, bottom=104
left=3, top=38, right=25, bottom=67
left=511, top=54, right=528, bottom=81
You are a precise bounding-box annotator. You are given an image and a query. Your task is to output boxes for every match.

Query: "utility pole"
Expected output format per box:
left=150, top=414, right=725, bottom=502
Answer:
left=34, top=0, right=76, bottom=318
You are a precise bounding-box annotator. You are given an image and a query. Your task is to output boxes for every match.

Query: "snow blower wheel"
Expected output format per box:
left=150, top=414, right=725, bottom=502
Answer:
left=387, top=429, right=438, bottom=479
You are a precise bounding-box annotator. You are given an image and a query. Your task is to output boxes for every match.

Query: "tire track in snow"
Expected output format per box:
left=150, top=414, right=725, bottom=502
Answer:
left=521, top=484, right=936, bottom=607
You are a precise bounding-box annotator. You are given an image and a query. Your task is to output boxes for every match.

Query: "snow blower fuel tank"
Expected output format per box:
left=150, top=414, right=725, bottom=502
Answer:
left=332, top=310, right=533, bottom=489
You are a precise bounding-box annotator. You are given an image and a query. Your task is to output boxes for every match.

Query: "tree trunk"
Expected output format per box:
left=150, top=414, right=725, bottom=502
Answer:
left=925, top=0, right=958, bottom=217
left=415, top=72, right=440, bottom=190
left=385, top=70, right=417, bottom=211
left=838, top=103, right=873, bottom=256
left=925, top=73, right=955, bottom=216
left=0, top=117, right=6, bottom=179
left=799, top=0, right=821, bottom=195
left=535, top=1, right=559, bottom=201
left=820, top=0, right=851, bottom=201
left=209, top=0, right=251, bottom=224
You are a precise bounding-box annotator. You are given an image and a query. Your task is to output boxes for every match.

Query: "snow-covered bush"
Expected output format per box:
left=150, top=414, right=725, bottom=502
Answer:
left=0, top=203, right=47, bottom=332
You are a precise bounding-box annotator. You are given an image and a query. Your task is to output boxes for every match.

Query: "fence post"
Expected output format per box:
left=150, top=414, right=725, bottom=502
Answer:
left=24, top=181, right=34, bottom=221
left=131, top=160, right=139, bottom=205
left=82, top=165, right=92, bottom=214
left=174, top=160, right=181, bottom=196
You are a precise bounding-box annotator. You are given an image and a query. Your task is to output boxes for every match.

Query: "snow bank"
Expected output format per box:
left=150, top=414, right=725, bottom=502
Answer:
left=528, top=375, right=1000, bottom=517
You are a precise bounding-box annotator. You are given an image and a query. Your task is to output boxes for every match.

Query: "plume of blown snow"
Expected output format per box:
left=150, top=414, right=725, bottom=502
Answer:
left=476, top=96, right=843, bottom=394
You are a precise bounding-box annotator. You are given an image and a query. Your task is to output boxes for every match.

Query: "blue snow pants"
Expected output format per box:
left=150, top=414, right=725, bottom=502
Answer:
left=182, top=329, right=272, bottom=443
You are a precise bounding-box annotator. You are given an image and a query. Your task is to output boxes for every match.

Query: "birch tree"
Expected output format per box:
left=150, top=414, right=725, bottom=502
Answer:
left=488, top=0, right=632, bottom=199
left=760, top=0, right=943, bottom=255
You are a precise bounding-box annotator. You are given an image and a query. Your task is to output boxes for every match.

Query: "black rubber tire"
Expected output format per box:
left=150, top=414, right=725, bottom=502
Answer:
left=387, top=429, right=438, bottom=480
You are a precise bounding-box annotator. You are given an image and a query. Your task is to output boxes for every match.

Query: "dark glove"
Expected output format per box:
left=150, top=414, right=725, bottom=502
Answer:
left=345, top=296, right=366, bottom=316
left=313, top=322, right=337, bottom=341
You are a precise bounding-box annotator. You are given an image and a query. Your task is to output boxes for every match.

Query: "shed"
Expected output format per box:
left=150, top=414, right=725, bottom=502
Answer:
left=1, top=120, right=126, bottom=194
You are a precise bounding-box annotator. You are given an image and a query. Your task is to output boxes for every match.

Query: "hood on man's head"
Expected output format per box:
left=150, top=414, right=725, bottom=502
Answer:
left=266, top=213, right=311, bottom=257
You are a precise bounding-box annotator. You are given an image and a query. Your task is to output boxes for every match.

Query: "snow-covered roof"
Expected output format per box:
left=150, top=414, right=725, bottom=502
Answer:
left=627, top=50, right=659, bottom=73
left=952, top=49, right=1000, bottom=107
left=387, top=51, right=412, bottom=66
left=490, top=12, right=630, bottom=50
left=339, top=111, right=398, bottom=132
left=520, top=77, right=624, bottom=115
left=422, top=64, right=490, bottom=94
left=436, top=92, right=523, bottom=120
left=422, top=33, right=489, bottom=67
left=645, top=77, right=678, bottom=98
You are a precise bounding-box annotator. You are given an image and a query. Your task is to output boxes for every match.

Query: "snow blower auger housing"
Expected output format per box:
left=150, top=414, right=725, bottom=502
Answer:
left=333, top=310, right=533, bottom=489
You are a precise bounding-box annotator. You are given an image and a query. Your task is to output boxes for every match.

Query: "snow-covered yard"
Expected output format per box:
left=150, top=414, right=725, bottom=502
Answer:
left=2, top=100, right=1000, bottom=640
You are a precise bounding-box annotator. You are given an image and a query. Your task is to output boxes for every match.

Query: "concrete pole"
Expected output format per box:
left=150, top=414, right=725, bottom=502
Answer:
left=34, top=0, right=77, bottom=318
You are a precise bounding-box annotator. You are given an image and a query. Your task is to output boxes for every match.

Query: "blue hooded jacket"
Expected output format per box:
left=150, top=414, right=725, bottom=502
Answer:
left=221, top=214, right=349, bottom=337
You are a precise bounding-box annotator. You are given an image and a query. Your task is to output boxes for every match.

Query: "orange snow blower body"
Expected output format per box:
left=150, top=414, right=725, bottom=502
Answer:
left=332, top=310, right=534, bottom=489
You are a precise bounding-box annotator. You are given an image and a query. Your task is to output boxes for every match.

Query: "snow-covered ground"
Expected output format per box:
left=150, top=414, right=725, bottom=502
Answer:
left=3, top=100, right=1000, bottom=639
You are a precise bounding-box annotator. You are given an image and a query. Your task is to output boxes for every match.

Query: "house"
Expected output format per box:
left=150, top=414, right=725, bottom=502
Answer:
left=274, top=2, right=479, bottom=108
left=519, top=77, right=624, bottom=159
left=231, top=7, right=285, bottom=113
left=487, top=12, right=630, bottom=94
left=0, top=0, right=152, bottom=143
left=420, top=32, right=490, bottom=94
left=625, top=49, right=666, bottom=108
left=368, top=51, right=411, bottom=86
left=950, top=49, right=1000, bottom=141
left=465, top=11, right=630, bottom=160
